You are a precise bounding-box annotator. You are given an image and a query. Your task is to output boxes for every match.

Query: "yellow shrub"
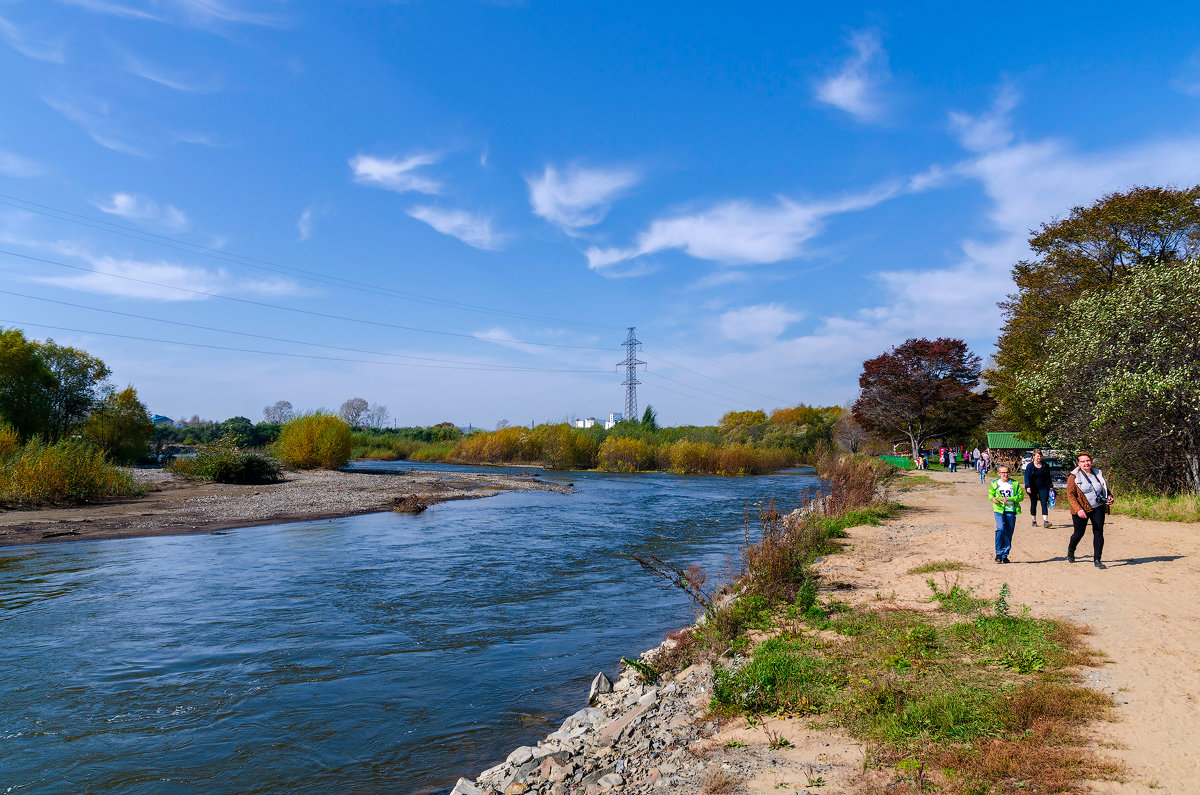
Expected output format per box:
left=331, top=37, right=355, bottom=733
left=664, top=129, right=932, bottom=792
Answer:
left=0, top=438, right=140, bottom=506
left=0, top=424, right=19, bottom=459
left=598, top=436, right=655, bottom=472
left=274, top=413, right=354, bottom=469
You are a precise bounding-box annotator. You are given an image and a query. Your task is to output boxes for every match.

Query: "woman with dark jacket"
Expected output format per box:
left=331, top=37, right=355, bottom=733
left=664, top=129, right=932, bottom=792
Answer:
left=1024, top=450, right=1054, bottom=527
left=1065, top=451, right=1115, bottom=569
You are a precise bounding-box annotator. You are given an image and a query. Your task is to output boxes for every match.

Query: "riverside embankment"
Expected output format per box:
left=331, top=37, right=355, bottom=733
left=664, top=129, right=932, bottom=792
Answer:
left=456, top=469, right=1200, bottom=794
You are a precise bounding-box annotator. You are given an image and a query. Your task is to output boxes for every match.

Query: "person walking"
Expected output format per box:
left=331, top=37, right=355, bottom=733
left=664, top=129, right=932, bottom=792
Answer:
left=989, top=464, right=1025, bottom=564
left=1024, top=449, right=1054, bottom=527
left=975, top=452, right=988, bottom=484
left=1065, top=452, right=1115, bottom=569
left=972, top=447, right=981, bottom=467
left=948, top=448, right=958, bottom=472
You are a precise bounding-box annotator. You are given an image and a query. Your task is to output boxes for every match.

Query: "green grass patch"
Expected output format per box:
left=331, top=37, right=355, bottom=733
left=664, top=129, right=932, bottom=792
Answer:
left=812, top=503, right=901, bottom=539
left=907, top=560, right=968, bottom=575
left=710, top=585, right=1117, bottom=793
left=1112, top=490, right=1200, bottom=523
left=167, top=434, right=282, bottom=484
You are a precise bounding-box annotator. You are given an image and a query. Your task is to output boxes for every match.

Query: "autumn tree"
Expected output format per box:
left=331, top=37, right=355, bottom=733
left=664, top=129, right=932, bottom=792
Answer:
left=992, top=185, right=1200, bottom=434
left=0, top=328, right=55, bottom=439
left=40, top=340, right=112, bottom=442
left=339, top=397, right=369, bottom=426
left=852, top=338, right=993, bottom=456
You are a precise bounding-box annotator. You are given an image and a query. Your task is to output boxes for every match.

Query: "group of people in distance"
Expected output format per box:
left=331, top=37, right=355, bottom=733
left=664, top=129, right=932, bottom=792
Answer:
left=988, top=450, right=1115, bottom=569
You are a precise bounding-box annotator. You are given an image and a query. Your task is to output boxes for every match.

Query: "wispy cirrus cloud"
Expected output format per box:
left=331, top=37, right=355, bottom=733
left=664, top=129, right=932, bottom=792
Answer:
left=408, top=206, right=504, bottom=250
left=814, top=30, right=891, bottom=123
left=949, top=85, right=1020, bottom=152
left=95, top=192, right=189, bottom=230
left=121, top=50, right=221, bottom=92
left=527, top=164, right=640, bottom=231
left=43, top=95, right=150, bottom=157
left=719, top=303, right=804, bottom=346
left=350, top=152, right=441, bottom=194
left=296, top=204, right=327, bottom=242
left=34, top=253, right=301, bottom=301
left=0, top=14, right=66, bottom=63
left=585, top=182, right=900, bottom=272
left=0, top=148, right=45, bottom=178
left=60, top=0, right=286, bottom=27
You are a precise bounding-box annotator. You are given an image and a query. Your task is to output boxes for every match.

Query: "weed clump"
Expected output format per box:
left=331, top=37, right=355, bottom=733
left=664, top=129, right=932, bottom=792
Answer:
left=274, top=413, right=353, bottom=470
left=167, top=434, right=282, bottom=484
left=0, top=437, right=143, bottom=506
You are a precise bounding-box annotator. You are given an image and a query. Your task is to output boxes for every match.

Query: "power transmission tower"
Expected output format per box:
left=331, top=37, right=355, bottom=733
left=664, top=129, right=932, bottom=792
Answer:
left=617, top=327, right=645, bottom=422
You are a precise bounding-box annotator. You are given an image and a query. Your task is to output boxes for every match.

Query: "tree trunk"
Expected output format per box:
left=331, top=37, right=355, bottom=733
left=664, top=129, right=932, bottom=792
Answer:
left=1185, top=452, right=1200, bottom=496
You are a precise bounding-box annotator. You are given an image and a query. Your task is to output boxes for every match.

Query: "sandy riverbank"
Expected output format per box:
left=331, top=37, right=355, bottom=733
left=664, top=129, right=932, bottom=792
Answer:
left=0, top=467, right=574, bottom=547
left=458, top=468, right=1199, bottom=794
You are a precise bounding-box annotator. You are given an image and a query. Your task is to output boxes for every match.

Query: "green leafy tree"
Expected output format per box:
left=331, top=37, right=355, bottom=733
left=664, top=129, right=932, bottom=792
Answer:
left=84, top=386, right=156, bottom=464
left=0, top=328, right=55, bottom=439
left=640, top=404, right=659, bottom=431
left=1014, top=259, right=1200, bottom=494
left=40, top=340, right=111, bottom=441
left=993, top=186, right=1200, bottom=434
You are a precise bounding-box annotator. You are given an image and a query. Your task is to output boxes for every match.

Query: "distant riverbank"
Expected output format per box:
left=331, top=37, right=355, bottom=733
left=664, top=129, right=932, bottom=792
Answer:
left=0, top=467, right=574, bottom=547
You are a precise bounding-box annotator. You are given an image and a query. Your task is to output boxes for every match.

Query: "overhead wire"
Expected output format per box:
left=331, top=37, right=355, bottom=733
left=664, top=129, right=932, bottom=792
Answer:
left=0, top=191, right=617, bottom=329
left=0, top=248, right=615, bottom=351
left=0, top=319, right=611, bottom=372
left=0, top=289, right=611, bottom=372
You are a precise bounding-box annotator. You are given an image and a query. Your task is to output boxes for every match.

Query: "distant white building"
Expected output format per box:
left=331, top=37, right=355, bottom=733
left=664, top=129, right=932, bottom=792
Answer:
left=573, top=417, right=598, bottom=429
left=604, top=412, right=623, bottom=430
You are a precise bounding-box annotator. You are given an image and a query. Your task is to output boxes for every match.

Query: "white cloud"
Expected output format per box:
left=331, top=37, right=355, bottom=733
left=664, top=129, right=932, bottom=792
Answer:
left=0, top=148, right=44, bottom=178
left=719, top=303, right=804, bottom=345
left=1171, top=53, right=1200, bottom=97
left=43, top=96, right=150, bottom=157
left=585, top=182, right=900, bottom=271
left=814, top=30, right=890, bottom=123
left=122, top=51, right=220, bottom=92
left=95, top=192, right=189, bottom=231
left=527, top=164, right=640, bottom=230
left=949, top=86, right=1020, bottom=152
left=408, top=206, right=504, bottom=250
left=60, top=0, right=285, bottom=27
left=297, top=207, right=314, bottom=241
left=472, top=327, right=546, bottom=355
left=0, top=15, right=66, bottom=63
left=350, top=152, right=441, bottom=194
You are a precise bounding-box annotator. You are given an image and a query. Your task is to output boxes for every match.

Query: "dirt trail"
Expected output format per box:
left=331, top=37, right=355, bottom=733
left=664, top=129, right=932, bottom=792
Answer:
left=709, top=469, right=1198, bottom=793
left=829, top=470, right=1199, bottom=792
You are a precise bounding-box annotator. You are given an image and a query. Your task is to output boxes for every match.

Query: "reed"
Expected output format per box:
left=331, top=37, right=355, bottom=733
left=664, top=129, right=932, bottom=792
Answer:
left=0, top=438, right=143, bottom=507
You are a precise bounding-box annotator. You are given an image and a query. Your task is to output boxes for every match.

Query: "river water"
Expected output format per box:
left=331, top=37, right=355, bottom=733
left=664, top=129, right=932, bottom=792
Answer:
left=0, top=463, right=819, bottom=793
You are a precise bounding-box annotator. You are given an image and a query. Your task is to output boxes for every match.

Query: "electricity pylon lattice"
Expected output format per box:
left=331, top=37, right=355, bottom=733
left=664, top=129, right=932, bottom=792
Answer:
left=617, top=327, right=645, bottom=422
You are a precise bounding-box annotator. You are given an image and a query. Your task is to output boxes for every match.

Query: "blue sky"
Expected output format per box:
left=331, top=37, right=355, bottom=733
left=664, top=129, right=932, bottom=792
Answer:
left=2, top=1, right=1200, bottom=427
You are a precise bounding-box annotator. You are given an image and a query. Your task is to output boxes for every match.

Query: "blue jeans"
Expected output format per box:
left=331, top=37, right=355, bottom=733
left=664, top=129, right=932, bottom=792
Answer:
left=994, top=512, right=1016, bottom=557
left=949, top=459, right=957, bottom=471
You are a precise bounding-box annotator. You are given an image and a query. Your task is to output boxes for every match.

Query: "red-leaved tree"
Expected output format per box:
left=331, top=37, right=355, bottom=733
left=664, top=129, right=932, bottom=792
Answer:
left=851, top=338, right=993, bottom=456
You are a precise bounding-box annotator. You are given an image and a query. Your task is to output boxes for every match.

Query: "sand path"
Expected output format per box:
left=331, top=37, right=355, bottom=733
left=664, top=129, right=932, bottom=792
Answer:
left=827, top=470, right=1200, bottom=792
left=704, top=469, right=1199, bottom=793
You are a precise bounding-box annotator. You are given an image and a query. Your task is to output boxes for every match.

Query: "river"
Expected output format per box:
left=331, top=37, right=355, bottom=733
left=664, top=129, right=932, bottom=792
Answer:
left=0, top=463, right=819, bottom=793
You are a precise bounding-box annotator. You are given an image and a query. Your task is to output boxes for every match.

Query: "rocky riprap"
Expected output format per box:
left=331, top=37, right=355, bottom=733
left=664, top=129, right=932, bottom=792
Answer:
left=451, top=657, right=722, bottom=795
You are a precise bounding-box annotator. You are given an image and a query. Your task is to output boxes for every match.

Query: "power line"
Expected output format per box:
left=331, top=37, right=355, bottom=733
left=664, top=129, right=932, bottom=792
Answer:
left=0, top=192, right=617, bottom=330
left=642, top=371, right=760, bottom=411
left=643, top=351, right=790, bottom=405
left=0, top=318, right=611, bottom=373
left=641, top=332, right=797, bottom=391
left=0, top=248, right=615, bottom=351
left=0, top=289, right=609, bottom=372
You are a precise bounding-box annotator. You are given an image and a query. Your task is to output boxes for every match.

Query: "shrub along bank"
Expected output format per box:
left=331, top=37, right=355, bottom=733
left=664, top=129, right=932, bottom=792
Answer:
left=0, top=432, right=144, bottom=507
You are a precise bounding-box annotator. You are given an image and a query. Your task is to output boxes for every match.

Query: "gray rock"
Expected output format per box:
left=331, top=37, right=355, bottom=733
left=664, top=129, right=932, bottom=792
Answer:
left=637, top=688, right=658, bottom=708
left=450, top=778, right=486, bottom=795
left=588, top=672, right=614, bottom=704
left=597, top=773, right=624, bottom=789
left=506, top=746, right=535, bottom=766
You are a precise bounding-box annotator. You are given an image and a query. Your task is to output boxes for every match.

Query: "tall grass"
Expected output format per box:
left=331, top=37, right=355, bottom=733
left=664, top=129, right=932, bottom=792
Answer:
left=167, top=434, right=282, bottom=484
left=273, top=413, right=354, bottom=470
left=0, top=438, right=143, bottom=507
left=1113, top=489, right=1200, bottom=523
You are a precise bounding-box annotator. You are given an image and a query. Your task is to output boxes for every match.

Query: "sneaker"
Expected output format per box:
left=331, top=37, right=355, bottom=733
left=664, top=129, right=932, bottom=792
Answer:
left=1043, top=520, right=1053, bottom=528
left=1032, top=519, right=1038, bottom=527
left=995, top=555, right=1003, bottom=564
left=1067, top=554, right=1075, bottom=563
left=1094, top=561, right=1107, bottom=570
left=1001, top=556, right=1010, bottom=564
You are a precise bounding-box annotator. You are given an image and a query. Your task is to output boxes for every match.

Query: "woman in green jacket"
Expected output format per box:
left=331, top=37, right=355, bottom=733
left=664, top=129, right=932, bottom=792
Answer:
left=989, top=464, right=1026, bottom=564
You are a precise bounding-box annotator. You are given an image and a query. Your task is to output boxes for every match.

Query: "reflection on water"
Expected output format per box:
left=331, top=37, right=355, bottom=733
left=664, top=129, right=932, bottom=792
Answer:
left=0, top=464, right=817, bottom=793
